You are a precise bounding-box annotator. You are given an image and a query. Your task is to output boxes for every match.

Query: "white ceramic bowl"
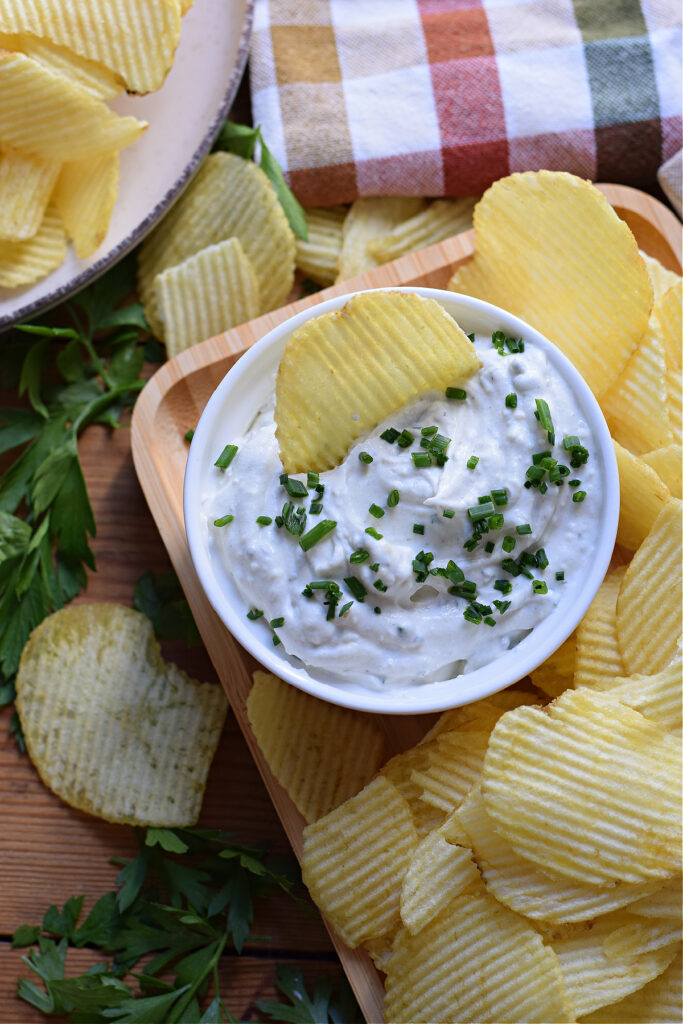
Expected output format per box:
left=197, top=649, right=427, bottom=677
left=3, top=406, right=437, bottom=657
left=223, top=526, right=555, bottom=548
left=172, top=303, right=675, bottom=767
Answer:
left=184, top=288, right=619, bottom=714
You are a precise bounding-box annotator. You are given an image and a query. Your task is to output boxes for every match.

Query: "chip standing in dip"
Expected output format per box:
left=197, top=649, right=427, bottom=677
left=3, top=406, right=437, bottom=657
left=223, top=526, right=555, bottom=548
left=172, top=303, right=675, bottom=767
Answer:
left=184, top=289, right=619, bottom=714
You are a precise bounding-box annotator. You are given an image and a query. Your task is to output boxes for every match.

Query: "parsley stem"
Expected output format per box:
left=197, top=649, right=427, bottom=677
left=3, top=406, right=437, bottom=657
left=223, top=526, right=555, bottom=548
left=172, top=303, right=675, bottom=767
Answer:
left=166, top=933, right=227, bottom=1024
left=70, top=379, right=146, bottom=435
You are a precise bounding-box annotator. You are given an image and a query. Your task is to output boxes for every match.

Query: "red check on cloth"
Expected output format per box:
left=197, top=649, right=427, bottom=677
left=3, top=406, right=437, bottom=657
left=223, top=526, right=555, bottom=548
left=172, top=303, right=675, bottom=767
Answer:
left=249, top=0, right=682, bottom=207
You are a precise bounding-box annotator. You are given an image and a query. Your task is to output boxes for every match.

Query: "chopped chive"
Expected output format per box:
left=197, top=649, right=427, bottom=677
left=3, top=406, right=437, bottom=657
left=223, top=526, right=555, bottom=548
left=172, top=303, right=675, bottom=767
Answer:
left=213, top=513, right=234, bottom=527
left=365, top=526, right=383, bottom=540
left=380, top=427, right=400, bottom=444
left=299, top=519, right=337, bottom=550
left=315, top=483, right=325, bottom=494
left=534, top=398, right=555, bottom=444
left=269, top=617, right=284, bottom=629
left=373, top=579, right=388, bottom=592
left=397, top=429, right=415, bottom=448
left=569, top=479, right=581, bottom=487
left=274, top=515, right=284, bottom=528
left=563, top=435, right=580, bottom=450
left=369, top=503, right=385, bottom=519
left=344, top=577, right=367, bottom=602
left=487, top=513, right=504, bottom=531
left=467, top=332, right=475, bottom=343
left=539, top=481, right=548, bottom=494
left=468, top=501, right=495, bottom=522
left=246, top=608, right=263, bottom=620
left=307, top=471, right=319, bottom=487
left=502, top=535, right=516, bottom=552
left=359, top=451, right=374, bottom=464
left=280, top=474, right=308, bottom=498
left=501, top=558, right=521, bottom=577
left=491, top=488, right=508, bottom=506
left=413, top=523, right=425, bottom=535
left=442, top=508, right=455, bottom=519
left=466, top=455, right=479, bottom=470
left=184, top=428, right=194, bottom=442
left=256, top=515, right=272, bottom=526
left=536, top=548, right=549, bottom=569
left=520, top=551, right=538, bottom=569
left=374, top=606, right=382, bottom=614
left=339, top=601, right=353, bottom=617
left=484, top=616, right=496, bottom=627
left=421, top=425, right=438, bottom=437
left=505, top=393, right=517, bottom=408
left=485, top=541, right=495, bottom=553
left=446, top=386, right=467, bottom=400
left=388, top=489, right=400, bottom=507
left=516, top=523, right=532, bottom=535
left=572, top=490, right=587, bottom=502
left=309, top=501, right=323, bottom=515
left=412, top=452, right=432, bottom=468
left=282, top=501, right=306, bottom=536
left=463, top=537, right=479, bottom=552
left=272, top=635, right=281, bottom=646
left=369, top=562, right=380, bottom=572
left=532, top=450, right=552, bottom=465
left=350, top=548, right=370, bottom=564
left=555, top=570, right=565, bottom=581
left=526, top=465, right=545, bottom=482
left=429, top=433, right=451, bottom=453
left=494, top=579, right=512, bottom=594
left=532, top=580, right=548, bottom=594
left=463, top=606, right=482, bottom=624
left=493, top=599, right=511, bottom=614
left=214, top=443, right=238, bottom=468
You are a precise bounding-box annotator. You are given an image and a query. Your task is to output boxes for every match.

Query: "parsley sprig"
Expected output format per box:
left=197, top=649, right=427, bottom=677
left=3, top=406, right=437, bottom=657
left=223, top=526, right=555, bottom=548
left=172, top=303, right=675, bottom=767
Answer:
left=0, top=258, right=150, bottom=735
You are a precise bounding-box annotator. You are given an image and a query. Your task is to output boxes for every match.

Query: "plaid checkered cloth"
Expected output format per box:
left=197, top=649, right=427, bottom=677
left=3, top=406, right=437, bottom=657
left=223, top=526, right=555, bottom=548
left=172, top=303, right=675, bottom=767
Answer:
left=249, top=0, right=682, bottom=207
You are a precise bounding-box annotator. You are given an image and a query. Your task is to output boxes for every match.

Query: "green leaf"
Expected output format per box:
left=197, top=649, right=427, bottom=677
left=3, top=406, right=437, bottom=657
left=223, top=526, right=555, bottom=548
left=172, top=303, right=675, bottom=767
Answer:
left=100, top=984, right=190, bottom=1022
left=31, top=439, right=79, bottom=517
left=199, top=997, right=226, bottom=1023
left=50, top=448, right=96, bottom=570
left=107, top=340, right=144, bottom=387
left=0, top=570, right=49, bottom=677
left=257, top=133, right=307, bottom=241
left=98, top=303, right=148, bottom=333
left=43, top=895, right=85, bottom=940
left=56, top=337, right=88, bottom=383
left=173, top=941, right=218, bottom=988
left=17, top=978, right=54, bottom=1014
left=145, top=828, right=190, bottom=855
left=49, top=974, right=132, bottom=1013
left=256, top=966, right=362, bottom=1024
left=24, top=936, right=68, bottom=984
left=133, top=570, right=200, bottom=646
left=213, top=119, right=259, bottom=160
left=74, top=892, right=121, bottom=948
left=0, top=676, right=16, bottom=706
left=0, top=407, right=44, bottom=456
left=11, top=924, right=41, bottom=948
left=115, top=850, right=149, bottom=914
left=18, top=337, right=51, bottom=419
left=0, top=511, right=31, bottom=564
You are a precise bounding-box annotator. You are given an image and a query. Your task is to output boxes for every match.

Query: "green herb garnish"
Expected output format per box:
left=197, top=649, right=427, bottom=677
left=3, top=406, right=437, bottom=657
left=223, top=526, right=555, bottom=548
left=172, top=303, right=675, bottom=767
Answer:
left=215, top=444, right=238, bottom=468
left=299, top=519, right=337, bottom=551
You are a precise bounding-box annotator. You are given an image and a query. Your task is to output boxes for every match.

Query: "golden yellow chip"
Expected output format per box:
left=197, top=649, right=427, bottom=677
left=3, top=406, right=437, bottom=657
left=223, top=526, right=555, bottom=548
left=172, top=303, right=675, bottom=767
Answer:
left=53, top=152, right=119, bottom=259
left=362, top=934, right=395, bottom=974
left=651, top=279, right=682, bottom=372
left=246, top=670, right=384, bottom=824
left=573, top=567, right=626, bottom=689
left=0, top=0, right=182, bottom=94
left=138, top=151, right=295, bottom=334
left=481, top=689, right=682, bottom=885
left=367, top=198, right=477, bottom=265
left=550, top=908, right=679, bottom=1018
left=587, top=653, right=682, bottom=733
left=0, top=31, right=124, bottom=98
left=0, top=51, right=146, bottom=161
left=15, top=604, right=227, bottom=826
left=411, top=729, right=490, bottom=813
left=616, top=497, right=682, bottom=675
left=336, top=196, right=426, bottom=281
left=581, top=949, right=682, bottom=1023
left=601, top=332, right=672, bottom=454
left=301, top=775, right=418, bottom=948
left=629, top=874, right=683, bottom=919
left=449, top=171, right=652, bottom=396
left=380, top=740, right=446, bottom=836
left=640, top=250, right=682, bottom=303
left=457, top=785, right=663, bottom=924
left=613, top=439, right=671, bottom=551
left=0, top=148, right=59, bottom=241
left=642, top=444, right=682, bottom=499
left=384, top=887, right=572, bottom=1023
left=666, top=364, right=682, bottom=445
left=275, top=290, right=481, bottom=473
left=529, top=633, right=575, bottom=698
left=295, top=205, right=346, bottom=286
left=421, top=689, right=539, bottom=741
left=399, top=827, right=479, bottom=935
left=154, top=237, right=260, bottom=359
left=0, top=202, right=65, bottom=287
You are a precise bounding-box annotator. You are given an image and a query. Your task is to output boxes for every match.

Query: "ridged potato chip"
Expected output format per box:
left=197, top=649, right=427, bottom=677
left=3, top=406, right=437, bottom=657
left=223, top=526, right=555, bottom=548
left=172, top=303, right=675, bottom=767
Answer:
left=551, top=909, right=679, bottom=1018
left=0, top=148, right=59, bottom=240
left=367, top=198, right=476, bottom=265
left=380, top=740, right=446, bottom=836
left=666, top=364, right=682, bottom=445
left=15, top=604, right=227, bottom=826
left=274, top=290, right=481, bottom=473
left=0, top=0, right=182, bottom=93
left=449, top=171, right=652, bottom=396
left=154, top=237, right=260, bottom=359
left=384, top=887, right=572, bottom=1023
left=411, top=729, right=489, bottom=813
left=400, top=828, right=479, bottom=935
left=0, top=202, right=66, bottom=287
left=138, top=151, right=295, bottom=334
left=421, top=689, right=539, bottom=742
left=580, top=949, right=682, bottom=1023
left=457, top=785, right=663, bottom=924
left=295, top=205, right=346, bottom=286
left=616, top=498, right=682, bottom=675
left=0, top=30, right=124, bottom=98
left=640, top=250, right=681, bottom=303
left=529, top=633, right=575, bottom=698
left=481, top=689, right=682, bottom=885
left=301, top=775, right=418, bottom=947
left=246, top=670, right=384, bottom=824
left=53, top=152, right=119, bottom=259
left=613, top=439, right=671, bottom=551
left=573, top=567, right=625, bottom=689
left=642, top=444, right=682, bottom=499
left=336, top=196, right=425, bottom=281
left=628, top=874, right=683, bottom=919
left=0, top=50, right=145, bottom=161
left=601, top=332, right=672, bottom=454
left=651, top=279, right=682, bottom=371
left=585, top=652, right=682, bottom=733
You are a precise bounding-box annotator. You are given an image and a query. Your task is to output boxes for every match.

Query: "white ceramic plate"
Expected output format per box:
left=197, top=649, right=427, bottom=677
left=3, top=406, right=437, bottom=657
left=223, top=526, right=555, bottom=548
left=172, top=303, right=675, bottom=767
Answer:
left=0, top=0, right=254, bottom=330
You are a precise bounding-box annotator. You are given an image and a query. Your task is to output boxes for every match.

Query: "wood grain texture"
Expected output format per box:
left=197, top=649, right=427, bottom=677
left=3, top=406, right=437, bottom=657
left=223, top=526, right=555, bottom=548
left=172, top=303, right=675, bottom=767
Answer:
left=131, top=184, right=682, bottom=1023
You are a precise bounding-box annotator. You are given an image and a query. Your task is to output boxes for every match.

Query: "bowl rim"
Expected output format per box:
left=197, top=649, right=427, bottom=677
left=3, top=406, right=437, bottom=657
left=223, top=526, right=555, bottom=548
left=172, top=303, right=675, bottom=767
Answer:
left=184, top=286, right=620, bottom=714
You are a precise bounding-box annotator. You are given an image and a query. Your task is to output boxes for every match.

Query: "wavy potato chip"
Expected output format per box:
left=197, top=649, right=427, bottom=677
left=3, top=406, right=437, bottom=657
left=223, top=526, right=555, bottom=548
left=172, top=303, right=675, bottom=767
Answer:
left=385, top=887, right=572, bottom=1023
left=295, top=205, right=346, bottom=286
left=584, top=653, right=682, bottom=733
left=580, top=950, right=682, bottom=1023
left=617, top=498, right=682, bottom=675
left=0, top=202, right=66, bottom=287
left=275, top=290, right=481, bottom=473
left=481, top=689, right=682, bottom=885
left=380, top=740, right=446, bottom=836
left=367, top=197, right=476, bottom=265
left=666, top=364, right=682, bottom=445
left=0, top=0, right=182, bottom=93
left=421, top=689, right=539, bottom=742
left=0, top=148, right=59, bottom=241
left=628, top=874, right=683, bottom=919
left=246, top=670, right=384, bottom=824
left=642, top=444, right=682, bottom=499
left=651, top=279, right=682, bottom=372
left=0, top=51, right=145, bottom=161
left=411, top=729, right=489, bottom=813
left=0, top=30, right=124, bottom=98
left=301, top=775, right=418, bottom=947
left=154, top=236, right=260, bottom=358
left=15, top=604, right=226, bottom=826
left=400, top=827, right=479, bottom=934
left=529, top=633, right=575, bottom=698
left=449, top=171, right=652, bottom=396
left=613, top=439, right=671, bottom=551
left=53, top=152, right=119, bottom=259
left=601, top=332, right=672, bottom=454
left=336, top=196, right=425, bottom=281
left=573, top=567, right=625, bottom=689
left=640, top=250, right=682, bottom=303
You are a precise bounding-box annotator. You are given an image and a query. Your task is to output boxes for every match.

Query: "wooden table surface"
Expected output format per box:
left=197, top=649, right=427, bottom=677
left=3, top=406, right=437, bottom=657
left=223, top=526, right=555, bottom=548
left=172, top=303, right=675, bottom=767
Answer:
left=0, top=376, right=344, bottom=1021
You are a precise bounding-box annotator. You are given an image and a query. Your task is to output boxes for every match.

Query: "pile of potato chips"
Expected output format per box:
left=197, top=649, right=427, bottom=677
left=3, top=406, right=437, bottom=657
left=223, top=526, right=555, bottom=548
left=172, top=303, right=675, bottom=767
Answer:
left=0, top=0, right=191, bottom=288
left=245, top=172, right=682, bottom=1022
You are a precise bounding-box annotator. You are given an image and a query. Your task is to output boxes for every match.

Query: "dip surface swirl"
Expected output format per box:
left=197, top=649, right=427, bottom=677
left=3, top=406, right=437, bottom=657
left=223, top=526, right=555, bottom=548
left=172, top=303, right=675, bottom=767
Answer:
left=203, top=333, right=600, bottom=691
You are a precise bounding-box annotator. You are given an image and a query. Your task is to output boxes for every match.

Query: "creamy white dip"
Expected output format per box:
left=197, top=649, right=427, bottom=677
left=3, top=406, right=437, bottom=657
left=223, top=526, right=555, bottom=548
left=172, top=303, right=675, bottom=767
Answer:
left=203, top=333, right=600, bottom=691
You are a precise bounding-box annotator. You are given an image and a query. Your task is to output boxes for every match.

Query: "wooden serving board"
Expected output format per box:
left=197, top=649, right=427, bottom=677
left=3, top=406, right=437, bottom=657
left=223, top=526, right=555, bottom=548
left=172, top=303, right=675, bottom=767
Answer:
left=131, top=183, right=681, bottom=1023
